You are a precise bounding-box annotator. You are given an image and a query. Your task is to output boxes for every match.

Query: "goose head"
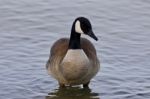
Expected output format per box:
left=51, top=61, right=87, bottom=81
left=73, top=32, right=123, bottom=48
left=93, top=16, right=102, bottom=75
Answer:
left=72, top=17, right=98, bottom=41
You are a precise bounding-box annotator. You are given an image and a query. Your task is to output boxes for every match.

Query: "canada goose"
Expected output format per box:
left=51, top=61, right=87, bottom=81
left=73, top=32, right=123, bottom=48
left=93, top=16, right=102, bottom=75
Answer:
left=46, top=17, right=100, bottom=88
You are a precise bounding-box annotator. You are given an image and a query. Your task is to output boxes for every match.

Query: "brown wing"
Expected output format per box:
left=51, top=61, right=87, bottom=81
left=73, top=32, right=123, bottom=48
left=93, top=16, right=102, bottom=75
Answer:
left=81, top=38, right=100, bottom=75
left=50, top=38, right=69, bottom=57
left=81, top=38, right=98, bottom=62
left=46, top=38, right=69, bottom=69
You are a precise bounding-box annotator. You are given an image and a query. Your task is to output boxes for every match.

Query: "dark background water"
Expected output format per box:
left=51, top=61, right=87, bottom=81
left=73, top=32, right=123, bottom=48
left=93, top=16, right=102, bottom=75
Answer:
left=0, top=0, right=150, bottom=99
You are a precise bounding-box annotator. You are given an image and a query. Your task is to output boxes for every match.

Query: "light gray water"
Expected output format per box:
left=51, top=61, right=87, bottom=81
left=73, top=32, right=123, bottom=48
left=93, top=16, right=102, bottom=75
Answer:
left=0, top=0, right=150, bottom=99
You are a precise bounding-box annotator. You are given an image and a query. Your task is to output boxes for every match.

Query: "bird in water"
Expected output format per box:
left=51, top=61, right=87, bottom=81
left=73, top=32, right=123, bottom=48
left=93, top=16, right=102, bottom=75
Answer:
left=46, top=17, right=100, bottom=88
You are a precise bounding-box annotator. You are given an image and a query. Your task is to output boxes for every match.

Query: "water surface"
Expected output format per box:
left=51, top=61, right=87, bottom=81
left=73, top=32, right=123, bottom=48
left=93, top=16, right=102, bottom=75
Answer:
left=0, top=0, right=150, bottom=99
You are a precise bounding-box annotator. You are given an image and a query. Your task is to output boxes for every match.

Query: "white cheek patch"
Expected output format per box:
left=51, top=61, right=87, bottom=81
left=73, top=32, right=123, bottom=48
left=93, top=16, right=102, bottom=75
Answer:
left=75, top=20, right=84, bottom=34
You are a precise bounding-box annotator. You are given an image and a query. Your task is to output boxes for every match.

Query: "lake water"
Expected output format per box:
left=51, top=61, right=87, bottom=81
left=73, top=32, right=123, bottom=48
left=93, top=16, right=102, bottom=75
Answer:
left=0, top=0, right=150, bottom=99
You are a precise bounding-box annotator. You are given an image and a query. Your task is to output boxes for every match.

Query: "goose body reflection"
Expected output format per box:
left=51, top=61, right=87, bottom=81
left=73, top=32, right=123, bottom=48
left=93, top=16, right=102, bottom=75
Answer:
left=46, top=87, right=99, bottom=99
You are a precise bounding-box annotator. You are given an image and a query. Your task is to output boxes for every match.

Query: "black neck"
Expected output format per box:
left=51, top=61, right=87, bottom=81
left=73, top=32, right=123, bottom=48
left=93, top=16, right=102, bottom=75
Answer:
left=68, top=24, right=81, bottom=49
